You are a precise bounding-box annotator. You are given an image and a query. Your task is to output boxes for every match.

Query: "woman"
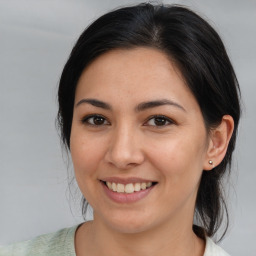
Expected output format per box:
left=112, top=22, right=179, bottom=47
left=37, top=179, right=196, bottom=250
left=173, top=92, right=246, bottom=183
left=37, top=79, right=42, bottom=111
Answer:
left=1, top=3, right=240, bottom=256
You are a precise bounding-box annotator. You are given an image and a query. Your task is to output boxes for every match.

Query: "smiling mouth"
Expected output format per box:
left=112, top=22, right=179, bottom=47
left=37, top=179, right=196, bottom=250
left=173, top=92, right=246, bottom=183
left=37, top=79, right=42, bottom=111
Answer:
left=101, top=181, right=158, bottom=194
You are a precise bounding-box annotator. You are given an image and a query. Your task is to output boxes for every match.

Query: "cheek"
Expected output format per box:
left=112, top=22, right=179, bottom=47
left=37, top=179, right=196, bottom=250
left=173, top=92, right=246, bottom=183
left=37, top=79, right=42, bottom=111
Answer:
left=70, top=130, right=105, bottom=179
left=147, top=133, right=206, bottom=181
left=70, top=132, right=107, bottom=206
left=146, top=136, right=206, bottom=213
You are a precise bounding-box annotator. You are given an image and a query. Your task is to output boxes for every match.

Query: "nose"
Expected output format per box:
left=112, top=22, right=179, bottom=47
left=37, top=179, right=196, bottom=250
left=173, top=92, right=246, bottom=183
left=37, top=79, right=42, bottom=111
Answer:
left=104, top=124, right=145, bottom=170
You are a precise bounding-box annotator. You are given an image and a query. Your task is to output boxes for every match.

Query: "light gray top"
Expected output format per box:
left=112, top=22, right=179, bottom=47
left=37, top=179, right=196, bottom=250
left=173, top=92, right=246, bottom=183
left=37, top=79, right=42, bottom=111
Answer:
left=0, top=225, right=230, bottom=255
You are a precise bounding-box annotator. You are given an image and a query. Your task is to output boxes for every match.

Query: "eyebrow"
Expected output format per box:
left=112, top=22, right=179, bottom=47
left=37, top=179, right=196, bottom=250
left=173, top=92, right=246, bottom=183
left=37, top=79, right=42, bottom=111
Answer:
left=75, top=98, right=186, bottom=112
left=135, top=99, right=186, bottom=112
left=75, top=98, right=112, bottom=110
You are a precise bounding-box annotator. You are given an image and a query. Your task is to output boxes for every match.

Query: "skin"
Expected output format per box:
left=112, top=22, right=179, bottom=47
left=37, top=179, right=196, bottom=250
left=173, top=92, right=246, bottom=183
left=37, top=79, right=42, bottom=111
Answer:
left=70, top=47, right=234, bottom=256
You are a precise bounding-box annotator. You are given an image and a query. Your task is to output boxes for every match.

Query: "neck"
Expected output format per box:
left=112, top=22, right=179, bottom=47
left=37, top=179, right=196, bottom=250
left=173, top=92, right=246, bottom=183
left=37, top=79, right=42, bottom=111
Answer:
left=75, top=213, right=205, bottom=256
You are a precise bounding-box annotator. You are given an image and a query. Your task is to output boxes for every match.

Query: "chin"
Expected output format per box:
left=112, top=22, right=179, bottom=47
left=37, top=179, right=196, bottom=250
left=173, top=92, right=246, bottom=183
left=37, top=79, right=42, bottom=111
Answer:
left=101, top=211, right=157, bottom=234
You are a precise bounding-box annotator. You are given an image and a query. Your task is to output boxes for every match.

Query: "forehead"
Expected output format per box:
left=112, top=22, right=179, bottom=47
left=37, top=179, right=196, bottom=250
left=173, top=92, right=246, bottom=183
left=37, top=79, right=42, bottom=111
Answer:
left=75, top=47, right=197, bottom=110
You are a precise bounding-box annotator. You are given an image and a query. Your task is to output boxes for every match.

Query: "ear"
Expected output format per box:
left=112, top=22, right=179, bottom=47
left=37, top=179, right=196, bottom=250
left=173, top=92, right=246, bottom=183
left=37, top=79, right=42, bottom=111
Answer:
left=203, top=115, right=234, bottom=171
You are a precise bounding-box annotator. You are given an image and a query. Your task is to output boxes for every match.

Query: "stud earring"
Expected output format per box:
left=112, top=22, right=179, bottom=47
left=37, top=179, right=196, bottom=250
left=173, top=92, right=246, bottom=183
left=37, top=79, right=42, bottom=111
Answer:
left=208, top=160, right=213, bottom=165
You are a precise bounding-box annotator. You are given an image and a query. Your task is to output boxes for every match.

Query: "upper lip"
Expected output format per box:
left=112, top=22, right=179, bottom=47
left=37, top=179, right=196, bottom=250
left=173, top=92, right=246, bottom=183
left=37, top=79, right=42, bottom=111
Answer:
left=100, top=177, right=157, bottom=185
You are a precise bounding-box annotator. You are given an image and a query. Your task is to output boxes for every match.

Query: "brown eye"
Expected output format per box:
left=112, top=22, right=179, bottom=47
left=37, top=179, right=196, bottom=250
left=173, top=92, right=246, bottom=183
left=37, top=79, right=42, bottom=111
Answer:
left=154, top=117, right=168, bottom=126
left=93, top=116, right=105, bottom=125
left=82, top=115, right=109, bottom=126
left=145, top=115, right=174, bottom=127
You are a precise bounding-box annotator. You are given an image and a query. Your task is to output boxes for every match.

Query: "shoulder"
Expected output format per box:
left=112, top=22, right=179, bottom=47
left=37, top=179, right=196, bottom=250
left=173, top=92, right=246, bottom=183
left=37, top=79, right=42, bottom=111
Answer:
left=0, top=225, right=79, bottom=256
left=204, top=237, right=230, bottom=256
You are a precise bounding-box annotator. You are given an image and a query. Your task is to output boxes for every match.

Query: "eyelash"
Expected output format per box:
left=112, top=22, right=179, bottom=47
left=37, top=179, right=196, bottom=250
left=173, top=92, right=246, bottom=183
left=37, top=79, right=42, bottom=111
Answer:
left=81, top=114, right=110, bottom=126
left=144, top=115, right=175, bottom=127
left=81, top=114, right=175, bottom=127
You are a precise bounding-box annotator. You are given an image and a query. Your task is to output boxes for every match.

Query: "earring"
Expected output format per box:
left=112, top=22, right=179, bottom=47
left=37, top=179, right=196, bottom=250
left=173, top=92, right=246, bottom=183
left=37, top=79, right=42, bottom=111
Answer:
left=208, top=160, right=213, bottom=165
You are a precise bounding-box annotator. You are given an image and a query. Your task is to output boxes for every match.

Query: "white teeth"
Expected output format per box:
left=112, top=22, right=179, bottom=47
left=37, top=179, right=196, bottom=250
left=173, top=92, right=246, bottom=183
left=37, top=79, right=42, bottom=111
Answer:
left=106, top=181, right=154, bottom=193
left=117, top=183, right=125, bottom=193
left=146, top=182, right=152, bottom=188
left=106, top=182, right=112, bottom=189
left=125, top=183, right=134, bottom=193
left=141, top=182, right=146, bottom=190
left=112, top=182, right=117, bottom=192
left=134, top=183, right=141, bottom=192
left=147, top=182, right=152, bottom=188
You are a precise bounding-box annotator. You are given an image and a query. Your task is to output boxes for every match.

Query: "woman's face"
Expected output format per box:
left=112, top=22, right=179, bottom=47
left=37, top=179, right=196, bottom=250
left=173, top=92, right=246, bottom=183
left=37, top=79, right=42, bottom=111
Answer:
left=70, top=47, right=211, bottom=233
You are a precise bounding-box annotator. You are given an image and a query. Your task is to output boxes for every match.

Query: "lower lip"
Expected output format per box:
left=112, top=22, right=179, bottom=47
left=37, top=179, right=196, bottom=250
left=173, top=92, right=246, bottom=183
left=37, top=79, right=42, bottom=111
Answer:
left=101, top=182, right=155, bottom=204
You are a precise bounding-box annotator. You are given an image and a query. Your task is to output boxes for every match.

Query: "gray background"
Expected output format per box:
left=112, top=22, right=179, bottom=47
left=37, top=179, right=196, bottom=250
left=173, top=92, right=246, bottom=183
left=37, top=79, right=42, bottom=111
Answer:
left=0, top=0, right=255, bottom=255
